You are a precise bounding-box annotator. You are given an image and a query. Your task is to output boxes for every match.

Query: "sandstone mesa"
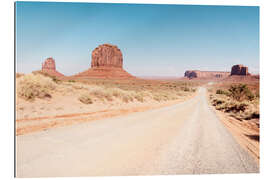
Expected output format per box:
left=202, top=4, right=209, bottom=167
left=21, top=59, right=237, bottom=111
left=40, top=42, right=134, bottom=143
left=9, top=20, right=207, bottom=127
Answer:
left=184, top=70, right=230, bottom=79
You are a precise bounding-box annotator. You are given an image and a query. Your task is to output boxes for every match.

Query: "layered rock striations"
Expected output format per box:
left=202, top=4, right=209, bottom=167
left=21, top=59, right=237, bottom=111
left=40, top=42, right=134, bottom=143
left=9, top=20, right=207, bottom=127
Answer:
left=91, top=44, right=123, bottom=68
left=231, top=64, right=249, bottom=76
left=75, top=44, right=134, bottom=79
left=184, top=70, right=230, bottom=79
left=41, top=57, right=64, bottom=77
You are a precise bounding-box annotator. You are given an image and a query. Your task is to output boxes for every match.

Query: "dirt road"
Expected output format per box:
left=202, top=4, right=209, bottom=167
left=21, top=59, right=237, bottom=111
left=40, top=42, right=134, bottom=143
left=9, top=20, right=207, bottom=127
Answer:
left=16, top=87, right=259, bottom=177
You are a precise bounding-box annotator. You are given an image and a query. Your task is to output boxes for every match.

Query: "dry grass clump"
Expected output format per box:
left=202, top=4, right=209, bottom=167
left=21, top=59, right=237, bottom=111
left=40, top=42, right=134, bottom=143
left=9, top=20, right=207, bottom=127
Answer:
left=121, top=93, right=134, bottom=103
left=76, top=83, right=191, bottom=104
left=78, top=94, right=93, bottom=104
left=90, top=87, right=113, bottom=101
left=72, top=83, right=89, bottom=90
left=214, top=100, right=248, bottom=113
left=134, top=92, right=145, bottom=102
left=16, top=73, right=56, bottom=100
left=16, top=73, right=24, bottom=78
left=152, top=91, right=180, bottom=102
left=107, top=88, right=135, bottom=103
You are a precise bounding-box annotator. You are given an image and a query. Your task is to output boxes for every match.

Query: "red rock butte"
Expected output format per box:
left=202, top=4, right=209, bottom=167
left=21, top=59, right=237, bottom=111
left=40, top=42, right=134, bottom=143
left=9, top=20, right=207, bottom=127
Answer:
left=231, top=64, right=250, bottom=76
left=41, top=57, right=64, bottom=77
left=184, top=70, right=230, bottom=79
left=75, top=44, right=134, bottom=79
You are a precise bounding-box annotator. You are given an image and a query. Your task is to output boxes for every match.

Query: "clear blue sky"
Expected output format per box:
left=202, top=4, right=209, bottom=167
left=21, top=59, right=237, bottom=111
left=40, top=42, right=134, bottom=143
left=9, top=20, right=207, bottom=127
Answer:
left=16, top=2, right=259, bottom=76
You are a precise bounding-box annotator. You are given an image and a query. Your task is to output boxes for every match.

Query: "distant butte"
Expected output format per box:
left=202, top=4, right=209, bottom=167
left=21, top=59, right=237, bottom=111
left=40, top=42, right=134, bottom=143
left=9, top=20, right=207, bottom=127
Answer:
left=231, top=64, right=250, bottom=76
left=184, top=70, right=230, bottom=79
left=41, top=57, right=64, bottom=77
left=74, top=44, right=134, bottom=79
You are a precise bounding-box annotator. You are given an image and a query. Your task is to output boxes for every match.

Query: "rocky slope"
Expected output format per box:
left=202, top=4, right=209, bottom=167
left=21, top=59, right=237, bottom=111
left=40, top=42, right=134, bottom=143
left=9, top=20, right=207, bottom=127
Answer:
left=75, top=44, right=134, bottom=79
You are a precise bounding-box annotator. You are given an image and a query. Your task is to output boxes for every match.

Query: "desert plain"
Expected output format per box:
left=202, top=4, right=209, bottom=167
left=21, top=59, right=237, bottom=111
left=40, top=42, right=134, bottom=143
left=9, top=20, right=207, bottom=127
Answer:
left=16, top=44, right=260, bottom=177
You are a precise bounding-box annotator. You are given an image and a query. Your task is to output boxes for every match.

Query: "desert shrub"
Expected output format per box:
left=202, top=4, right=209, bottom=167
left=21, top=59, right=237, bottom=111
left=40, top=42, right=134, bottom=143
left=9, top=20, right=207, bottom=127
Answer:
left=68, top=80, right=76, bottom=83
left=122, top=93, right=133, bottom=103
left=90, top=88, right=113, bottom=101
left=212, top=98, right=225, bottom=106
left=182, top=87, right=190, bottom=92
left=255, top=91, right=260, bottom=98
left=16, top=73, right=56, bottom=100
left=246, top=90, right=255, bottom=101
left=78, top=94, right=93, bottom=104
left=153, top=94, right=162, bottom=102
left=216, top=89, right=228, bottom=95
left=224, top=101, right=248, bottom=113
left=134, top=92, right=144, bottom=102
left=246, top=112, right=260, bottom=119
left=52, top=76, right=61, bottom=84
left=152, top=91, right=177, bottom=102
left=72, top=84, right=88, bottom=90
left=228, top=84, right=254, bottom=101
left=110, top=88, right=125, bottom=98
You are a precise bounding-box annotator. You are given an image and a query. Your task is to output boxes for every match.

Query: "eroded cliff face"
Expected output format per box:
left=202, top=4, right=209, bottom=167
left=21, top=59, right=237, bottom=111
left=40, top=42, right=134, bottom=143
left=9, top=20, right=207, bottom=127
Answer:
left=91, top=44, right=123, bottom=68
left=42, top=58, right=56, bottom=71
left=231, top=64, right=249, bottom=76
left=41, top=57, right=64, bottom=77
left=75, top=44, right=134, bottom=79
left=184, top=70, right=230, bottom=79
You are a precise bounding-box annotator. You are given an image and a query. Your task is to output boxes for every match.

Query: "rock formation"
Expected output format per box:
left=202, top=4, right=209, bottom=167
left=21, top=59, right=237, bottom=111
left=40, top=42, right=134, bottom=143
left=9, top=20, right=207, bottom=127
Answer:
left=184, top=70, right=230, bottom=79
left=91, top=44, right=123, bottom=68
left=41, top=57, right=64, bottom=77
left=231, top=64, right=249, bottom=76
left=75, top=44, right=134, bottom=79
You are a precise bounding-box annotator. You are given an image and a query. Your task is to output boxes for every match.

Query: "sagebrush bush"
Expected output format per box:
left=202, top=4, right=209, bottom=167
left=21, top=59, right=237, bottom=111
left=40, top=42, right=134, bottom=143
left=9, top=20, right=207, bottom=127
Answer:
left=213, top=99, right=248, bottom=113
left=183, top=87, right=190, bottom=92
left=78, top=94, right=93, bottom=104
left=68, top=80, right=76, bottom=83
left=134, top=92, right=144, bottom=102
left=16, top=73, right=56, bottom=100
left=216, top=89, right=228, bottom=95
left=52, top=76, right=61, bottom=84
left=122, top=93, right=134, bottom=103
left=228, top=84, right=254, bottom=101
left=212, top=98, right=225, bottom=106
left=90, top=87, right=113, bottom=101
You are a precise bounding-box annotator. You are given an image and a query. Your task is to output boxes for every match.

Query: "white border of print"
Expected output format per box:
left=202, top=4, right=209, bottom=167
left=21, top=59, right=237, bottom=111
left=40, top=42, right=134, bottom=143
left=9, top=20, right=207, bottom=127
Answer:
left=1, top=0, right=270, bottom=180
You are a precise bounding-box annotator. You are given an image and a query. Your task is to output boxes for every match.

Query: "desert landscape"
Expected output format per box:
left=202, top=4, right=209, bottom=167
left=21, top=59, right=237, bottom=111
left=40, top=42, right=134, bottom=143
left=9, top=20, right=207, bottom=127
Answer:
left=16, top=44, right=198, bottom=135
left=16, top=43, right=260, bottom=177
left=15, top=2, right=260, bottom=178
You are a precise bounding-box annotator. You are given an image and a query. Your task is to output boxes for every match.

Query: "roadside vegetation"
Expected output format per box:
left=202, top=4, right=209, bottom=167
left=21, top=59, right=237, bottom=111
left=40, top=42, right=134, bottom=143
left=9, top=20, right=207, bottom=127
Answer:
left=16, top=73, right=198, bottom=104
left=209, top=83, right=259, bottom=122
left=16, top=73, right=56, bottom=100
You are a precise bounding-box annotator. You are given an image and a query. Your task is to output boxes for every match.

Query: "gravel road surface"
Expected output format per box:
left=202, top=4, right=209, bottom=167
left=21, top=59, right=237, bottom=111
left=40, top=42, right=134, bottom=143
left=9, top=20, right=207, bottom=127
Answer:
left=16, top=87, right=259, bottom=177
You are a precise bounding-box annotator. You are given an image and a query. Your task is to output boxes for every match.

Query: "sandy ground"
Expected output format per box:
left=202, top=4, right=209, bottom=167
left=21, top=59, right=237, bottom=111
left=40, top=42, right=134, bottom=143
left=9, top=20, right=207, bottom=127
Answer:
left=16, top=91, right=194, bottom=135
left=214, top=110, right=259, bottom=163
left=16, top=87, right=258, bottom=177
left=205, top=85, right=260, bottom=164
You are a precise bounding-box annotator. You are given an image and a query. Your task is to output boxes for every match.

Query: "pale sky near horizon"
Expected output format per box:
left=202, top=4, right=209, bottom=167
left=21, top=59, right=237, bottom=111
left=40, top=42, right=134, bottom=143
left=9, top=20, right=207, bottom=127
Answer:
left=16, top=2, right=259, bottom=76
